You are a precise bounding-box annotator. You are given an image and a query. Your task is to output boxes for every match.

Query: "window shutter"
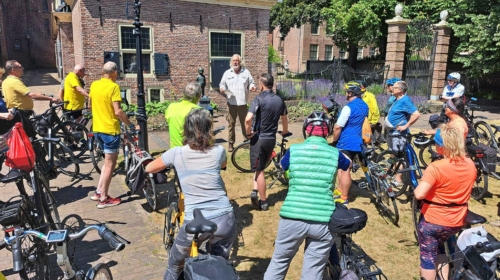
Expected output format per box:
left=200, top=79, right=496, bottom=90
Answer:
left=210, top=59, right=230, bottom=88
left=104, top=52, right=121, bottom=73
left=153, top=53, right=169, bottom=75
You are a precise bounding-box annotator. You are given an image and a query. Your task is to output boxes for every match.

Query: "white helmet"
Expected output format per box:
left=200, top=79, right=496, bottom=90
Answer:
left=447, top=72, right=461, bottom=82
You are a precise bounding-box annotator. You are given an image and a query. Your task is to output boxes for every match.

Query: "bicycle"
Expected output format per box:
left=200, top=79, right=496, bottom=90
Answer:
left=0, top=222, right=128, bottom=280
left=231, top=131, right=293, bottom=174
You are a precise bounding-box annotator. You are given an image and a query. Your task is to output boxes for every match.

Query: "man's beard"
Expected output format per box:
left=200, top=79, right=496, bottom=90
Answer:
left=232, top=65, right=241, bottom=71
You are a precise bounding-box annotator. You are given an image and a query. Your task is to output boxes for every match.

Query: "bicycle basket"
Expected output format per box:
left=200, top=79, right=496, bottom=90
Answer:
left=329, top=203, right=367, bottom=234
left=0, top=196, right=28, bottom=228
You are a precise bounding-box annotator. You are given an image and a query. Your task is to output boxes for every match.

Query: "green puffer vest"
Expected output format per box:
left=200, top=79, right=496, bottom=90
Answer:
left=279, top=136, right=339, bottom=223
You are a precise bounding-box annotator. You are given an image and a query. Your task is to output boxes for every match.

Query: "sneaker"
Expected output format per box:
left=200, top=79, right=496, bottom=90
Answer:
left=334, top=197, right=349, bottom=206
left=90, top=192, right=101, bottom=201
left=333, top=189, right=342, bottom=199
left=97, top=197, right=122, bottom=209
left=258, top=200, right=269, bottom=211
left=250, top=190, right=259, bottom=210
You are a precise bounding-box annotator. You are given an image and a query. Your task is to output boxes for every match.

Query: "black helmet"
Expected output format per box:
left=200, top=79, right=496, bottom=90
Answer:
left=302, top=111, right=331, bottom=139
left=344, top=82, right=362, bottom=96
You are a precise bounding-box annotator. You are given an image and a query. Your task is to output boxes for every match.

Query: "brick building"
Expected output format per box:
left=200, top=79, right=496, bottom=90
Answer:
left=0, top=0, right=56, bottom=69
left=51, top=0, right=274, bottom=109
left=271, top=23, right=377, bottom=72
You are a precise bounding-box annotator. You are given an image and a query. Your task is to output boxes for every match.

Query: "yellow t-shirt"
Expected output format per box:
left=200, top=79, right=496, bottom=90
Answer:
left=2, top=76, right=33, bottom=110
left=63, top=72, right=85, bottom=110
left=362, top=91, right=380, bottom=125
left=90, top=78, right=122, bottom=135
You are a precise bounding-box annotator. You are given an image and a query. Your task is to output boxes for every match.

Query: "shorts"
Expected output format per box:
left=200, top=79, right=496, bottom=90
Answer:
left=250, top=137, right=275, bottom=172
left=417, top=217, right=461, bottom=269
left=94, top=133, right=120, bottom=154
left=63, top=109, right=83, bottom=120
left=387, top=130, right=408, bottom=151
left=339, top=150, right=361, bottom=162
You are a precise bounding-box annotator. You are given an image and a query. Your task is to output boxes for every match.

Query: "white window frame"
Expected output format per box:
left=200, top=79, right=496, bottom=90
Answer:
left=120, top=86, right=132, bottom=103
left=309, top=44, right=319, bottom=61
left=357, top=47, right=364, bottom=60
left=118, top=24, right=154, bottom=78
left=208, top=29, right=245, bottom=90
left=339, top=48, right=348, bottom=59
left=311, top=22, right=320, bottom=35
left=324, top=45, right=333, bottom=60
left=369, top=47, right=377, bottom=57
left=147, top=87, right=165, bottom=103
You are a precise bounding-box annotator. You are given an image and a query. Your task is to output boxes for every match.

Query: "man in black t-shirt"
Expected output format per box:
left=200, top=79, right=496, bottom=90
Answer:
left=244, top=73, right=288, bottom=211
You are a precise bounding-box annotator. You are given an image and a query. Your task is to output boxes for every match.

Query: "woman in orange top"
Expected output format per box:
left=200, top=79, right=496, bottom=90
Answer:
left=414, top=125, right=475, bottom=280
left=423, top=97, right=468, bottom=139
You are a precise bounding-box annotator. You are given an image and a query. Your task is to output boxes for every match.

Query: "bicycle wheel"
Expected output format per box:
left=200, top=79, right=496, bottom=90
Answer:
left=474, top=121, right=497, bottom=148
left=376, top=179, right=399, bottom=226
left=55, top=121, right=89, bottom=159
left=39, top=175, right=61, bottom=230
left=411, top=195, right=421, bottom=243
left=231, top=141, right=252, bottom=172
left=164, top=202, right=180, bottom=254
left=143, top=172, right=157, bottom=211
left=90, top=136, right=104, bottom=174
left=471, top=167, right=488, bottom=200
left=123, top=143, right=131, bottom=174
left=376, top=150, right=408, bottom=197
left=16, top=174, right=45, bottom=228
left=86, top=263, right=113, bottom=280
left=18, top=236, right=50, bottom=280
left=53, top=142, right=80, bottom=178
left=418, top=138, right=437, bottom=169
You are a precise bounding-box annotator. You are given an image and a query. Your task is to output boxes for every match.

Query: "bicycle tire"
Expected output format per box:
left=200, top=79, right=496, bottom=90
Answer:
left=375, top=150, right=408, bottom=197
left=39, top=175, right=61, bottom=230
left=164, top=202, right=180, bottom=254
left=55, top=121, right=89, bottom=159
left=18, top=236, right=50, bottom=280
left=143, top=172, right=157, bottom=211
left=377, top=178, right=399, bottom=226
left=471, top=168, right=488, bottom=201
left=123, top=143, right=131, bottom=174
left=16, top=173, right=45, bottom=228
left=52, top=141, right=80, bottom=178
left=231, top=141, right=272, bottom=173
left=474, top=121, right=498, bottom=149
left=86, top=263, right=113, bottom=280
left=90, top=136, right=104, bottom=174
left=417, top=138, right=437, bottom=169
left=411, top=196, right=421, bottom=243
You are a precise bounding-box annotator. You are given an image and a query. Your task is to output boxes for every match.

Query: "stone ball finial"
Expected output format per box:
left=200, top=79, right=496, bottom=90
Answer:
left=395, top=4, right=403, bottom=17
left=440, top=10, right=449, bottom=22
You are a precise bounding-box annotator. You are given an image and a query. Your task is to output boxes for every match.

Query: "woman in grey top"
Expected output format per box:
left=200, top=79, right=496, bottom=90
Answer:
left=146, top=108, right=236, bottom=280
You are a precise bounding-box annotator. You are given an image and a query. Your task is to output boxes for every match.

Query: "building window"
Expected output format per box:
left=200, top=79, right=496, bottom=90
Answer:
left=119, top=25, right=152, bottom=76
left=357, top=47, right=364, bottom=60
left=209, top=31, right=243, bottom=89
left=339, top=48, right=347, bottom=59
left=148, top=87, right=164, bottom=103
left=369, top=47, right=377, bottom=57
left=45, top=20, right=50, bottom=37
left=325, top=45, right=333, bottom=60
left=120, top=87, right=131, bottom=104
left=309, top=45, right=318, bottom=60
left=311, top=22, right=319, bottom=35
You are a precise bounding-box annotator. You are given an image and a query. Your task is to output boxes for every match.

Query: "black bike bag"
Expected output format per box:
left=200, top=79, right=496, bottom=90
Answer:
left=184, top=254, right=239, bottom=280
left=329, top=202, right=367, bottom=234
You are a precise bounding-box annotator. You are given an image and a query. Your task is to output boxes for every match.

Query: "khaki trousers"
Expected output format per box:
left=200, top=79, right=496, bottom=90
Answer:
left=227, top=104, right=248, bottom=144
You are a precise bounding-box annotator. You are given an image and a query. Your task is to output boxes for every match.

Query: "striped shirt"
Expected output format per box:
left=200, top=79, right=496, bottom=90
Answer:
left=219, top=68, right=255, bottom=106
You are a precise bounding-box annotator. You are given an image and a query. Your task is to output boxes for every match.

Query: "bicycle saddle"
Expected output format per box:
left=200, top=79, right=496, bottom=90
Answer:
left=279, top=131, right=293, bottom=138
left=361, top=146, right=374, bottom=157
left=464, top=210, right=487, bottom=226
left=185, top=209, right=218, bottom=235
left=0, top=169, right=25, bottom=184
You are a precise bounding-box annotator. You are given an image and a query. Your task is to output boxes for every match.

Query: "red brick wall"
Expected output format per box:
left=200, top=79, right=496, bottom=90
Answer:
left=59, top=23, right=75, bottom=76
left=0, top=0, right=55, bottom=69
left=66, top=0, right=269, bottom=110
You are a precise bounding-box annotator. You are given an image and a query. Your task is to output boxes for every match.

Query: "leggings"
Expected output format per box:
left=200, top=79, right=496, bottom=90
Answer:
left=417, top=217, right=461, bottom=269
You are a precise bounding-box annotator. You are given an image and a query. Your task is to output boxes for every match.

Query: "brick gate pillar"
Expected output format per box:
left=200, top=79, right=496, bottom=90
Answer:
left=384, top=5, right=411, bottom=79
left=430, top=12, right=451, bottom=100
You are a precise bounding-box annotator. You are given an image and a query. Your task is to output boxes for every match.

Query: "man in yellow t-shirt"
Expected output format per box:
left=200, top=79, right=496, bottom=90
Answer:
left=89, top=61, right=137, bottom=209
left=353, top=80, right=384, bottom=144
left=165, top=82, right=201, bottom=148
left=2, top=60, right=59, bottom=115
left=63, top=64, right=88, bottom=120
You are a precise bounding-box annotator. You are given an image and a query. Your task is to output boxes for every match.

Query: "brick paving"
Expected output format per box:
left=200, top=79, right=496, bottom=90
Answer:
left=1, top=70, right=500, bottom=279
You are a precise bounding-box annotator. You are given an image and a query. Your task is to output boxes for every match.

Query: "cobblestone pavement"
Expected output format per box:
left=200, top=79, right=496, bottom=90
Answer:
left=1, top=70, right=500, bottom=279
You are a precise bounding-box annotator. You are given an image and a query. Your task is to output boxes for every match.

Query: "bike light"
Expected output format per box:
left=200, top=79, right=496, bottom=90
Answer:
left=88, top=133, right=94, bottom=137
left=476, top=153, right=484, bottom=158
left=387, top=187, right=393, bottom=193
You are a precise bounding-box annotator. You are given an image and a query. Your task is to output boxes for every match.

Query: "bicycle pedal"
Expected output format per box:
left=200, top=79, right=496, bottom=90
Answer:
left=357, top=182, right=368, bottom=189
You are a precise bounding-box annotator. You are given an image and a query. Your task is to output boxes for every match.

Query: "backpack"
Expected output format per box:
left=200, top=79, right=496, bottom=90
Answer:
left=184, top=255, right=239, bottom=280
left=126, top=151, right=154, bottom=195
left=5, top=123, right=36, bottom=171
left=362, top=117, right=372, bottom=145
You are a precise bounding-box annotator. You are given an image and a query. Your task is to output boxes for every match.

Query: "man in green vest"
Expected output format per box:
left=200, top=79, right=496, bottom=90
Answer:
left=264, top=111, right=351, bottom=280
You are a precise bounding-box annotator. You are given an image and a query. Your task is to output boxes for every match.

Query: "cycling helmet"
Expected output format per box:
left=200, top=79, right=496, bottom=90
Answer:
left=386, top=77, right=401, bottom=86
left=447, top=72, right=461, bottom=82
left=302, top=111, right=331, bottom=138
left=352, top=80, right=367, bottom=92
left=413, top=134, right=431, bottom=149
left=344, top=82, right=362, bottom=96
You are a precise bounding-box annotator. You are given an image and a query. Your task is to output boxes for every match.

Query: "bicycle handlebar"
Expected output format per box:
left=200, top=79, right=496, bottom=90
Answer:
left=397, top=165, right=418, bottom=174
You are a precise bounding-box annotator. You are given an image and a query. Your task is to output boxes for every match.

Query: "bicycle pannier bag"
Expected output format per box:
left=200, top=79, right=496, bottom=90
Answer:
left=362, top=117, right=372, bottom=145
left=329, top=202, right=367, bottom=234
left=5, top=122, right=36, bottom=171
left=476, top=143, right=497, bottom=173
left=0, top=196, right=28, bottom=228
left=184, top=254, right=239, bottom=280
left=126, top=151, right=154, bottom=195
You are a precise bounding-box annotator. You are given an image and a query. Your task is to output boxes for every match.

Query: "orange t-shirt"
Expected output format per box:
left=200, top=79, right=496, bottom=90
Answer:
left=448, top=117, right=468, bottom=139
left=420, top=157, right=475, bottom=227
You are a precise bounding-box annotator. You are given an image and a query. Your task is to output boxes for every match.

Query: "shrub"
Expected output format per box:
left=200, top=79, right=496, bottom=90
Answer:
left=268, top=46, right=281, bottom=63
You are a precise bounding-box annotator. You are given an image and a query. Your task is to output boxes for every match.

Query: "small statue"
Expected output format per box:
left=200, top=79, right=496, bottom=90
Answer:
left=196, top=68, right=206, bottom=96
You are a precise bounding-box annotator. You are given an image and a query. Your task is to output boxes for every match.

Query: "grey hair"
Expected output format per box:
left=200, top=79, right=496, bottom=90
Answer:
left=103, top=61, right=117, bottom=74
left=74, top=64, right=84, bottom=71
left=183, top=82, right=202, bottom=103
left=182, top=108, right=214, bottom=151
left=5, top=60, right=18, bottom=73
left=395, top=81, right=408, bottom=93
left=229, top=54, right=245, bottom=68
